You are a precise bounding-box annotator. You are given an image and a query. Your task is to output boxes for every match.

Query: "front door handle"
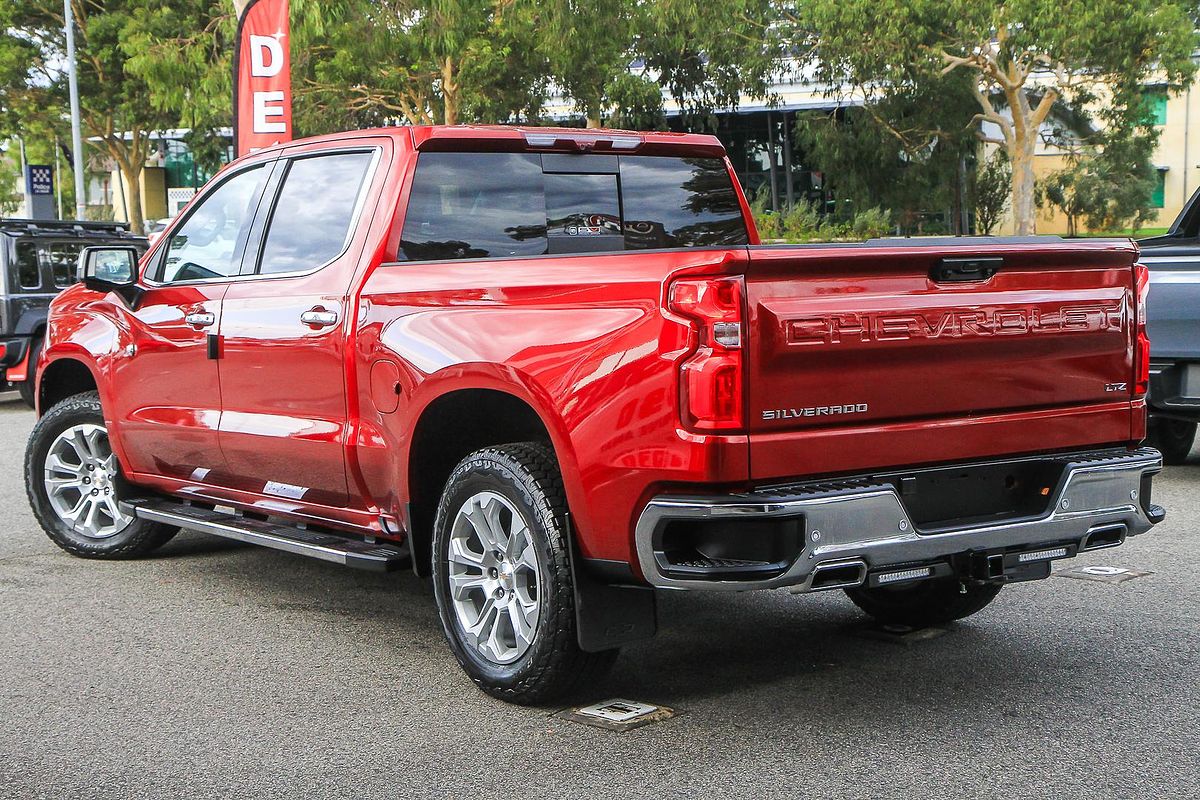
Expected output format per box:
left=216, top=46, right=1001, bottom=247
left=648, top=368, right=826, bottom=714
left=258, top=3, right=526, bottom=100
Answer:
left=185, top=311, right=216, bottom=328
left=300, top=308, right=339, bottom=328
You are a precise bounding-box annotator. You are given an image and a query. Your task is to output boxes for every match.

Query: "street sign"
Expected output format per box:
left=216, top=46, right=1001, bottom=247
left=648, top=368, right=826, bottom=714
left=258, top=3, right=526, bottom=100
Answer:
left=26, top=165, right=53, bottom=195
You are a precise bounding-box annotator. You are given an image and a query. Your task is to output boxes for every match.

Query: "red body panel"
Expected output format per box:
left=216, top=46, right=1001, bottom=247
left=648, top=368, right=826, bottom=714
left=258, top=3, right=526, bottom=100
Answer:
left=36, top=125, right=1147, bottom=577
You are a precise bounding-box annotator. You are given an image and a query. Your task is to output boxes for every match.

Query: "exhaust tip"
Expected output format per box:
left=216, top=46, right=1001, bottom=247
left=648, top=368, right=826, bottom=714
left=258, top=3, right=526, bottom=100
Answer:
left=809, top=559, right=868, bottom=591
left=1082, top=524, right=1127, bottom=552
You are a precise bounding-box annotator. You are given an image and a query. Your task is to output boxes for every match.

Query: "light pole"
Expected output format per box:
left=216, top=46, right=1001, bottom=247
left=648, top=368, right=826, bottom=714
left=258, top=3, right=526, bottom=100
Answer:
left=63, top=0, right=86, bottom=220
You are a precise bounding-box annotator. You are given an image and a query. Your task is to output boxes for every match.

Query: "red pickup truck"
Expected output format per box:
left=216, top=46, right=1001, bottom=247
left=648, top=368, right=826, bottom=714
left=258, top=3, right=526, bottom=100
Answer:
left=25, top=126, right=1165, bottom=703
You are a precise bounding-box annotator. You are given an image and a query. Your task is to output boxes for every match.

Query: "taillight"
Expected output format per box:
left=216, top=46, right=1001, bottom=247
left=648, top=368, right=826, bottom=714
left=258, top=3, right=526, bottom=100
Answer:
left=669, top=276, right=745, bottom=431
left=1134, top=263, right=1150, bottom=396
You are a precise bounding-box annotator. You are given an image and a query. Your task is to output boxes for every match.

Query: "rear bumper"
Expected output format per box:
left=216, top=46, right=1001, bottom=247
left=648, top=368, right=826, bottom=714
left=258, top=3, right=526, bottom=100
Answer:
left=634, top=447, right=1164, bottom=591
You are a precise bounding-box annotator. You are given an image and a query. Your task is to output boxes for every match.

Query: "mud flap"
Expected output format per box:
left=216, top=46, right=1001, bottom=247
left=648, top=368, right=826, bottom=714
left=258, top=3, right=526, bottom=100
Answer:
left=7, top=345, right=30, bottom=383
left=571, top=542, right=657, bottom=652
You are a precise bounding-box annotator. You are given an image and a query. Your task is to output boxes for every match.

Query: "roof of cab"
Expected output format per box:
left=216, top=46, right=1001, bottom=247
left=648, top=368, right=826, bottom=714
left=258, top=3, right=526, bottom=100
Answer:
left=240, top=124, right=727, bottom=160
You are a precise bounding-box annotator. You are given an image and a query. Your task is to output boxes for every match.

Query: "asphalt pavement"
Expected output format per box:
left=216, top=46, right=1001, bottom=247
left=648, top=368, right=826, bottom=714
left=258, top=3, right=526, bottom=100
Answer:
left=1, top=392, right=1197, bottom=799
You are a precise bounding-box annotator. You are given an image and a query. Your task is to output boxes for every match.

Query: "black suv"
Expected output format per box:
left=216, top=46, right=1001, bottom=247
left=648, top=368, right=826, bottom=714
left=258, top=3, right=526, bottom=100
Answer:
left=1, top=219, right=146, bottom=406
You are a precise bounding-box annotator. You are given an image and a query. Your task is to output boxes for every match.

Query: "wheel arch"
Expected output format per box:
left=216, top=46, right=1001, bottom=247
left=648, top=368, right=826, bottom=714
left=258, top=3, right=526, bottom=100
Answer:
left=404, top=382, right=578, bottom=576
left=37, top=353, right=102, bottom=417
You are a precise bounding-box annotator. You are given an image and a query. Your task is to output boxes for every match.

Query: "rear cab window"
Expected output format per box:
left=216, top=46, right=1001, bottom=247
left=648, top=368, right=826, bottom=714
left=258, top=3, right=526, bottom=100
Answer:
left=397, top=151, right=747, bottom=261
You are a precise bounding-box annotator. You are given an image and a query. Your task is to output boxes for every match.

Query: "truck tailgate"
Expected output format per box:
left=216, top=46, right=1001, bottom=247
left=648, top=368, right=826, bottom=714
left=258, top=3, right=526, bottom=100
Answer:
left=745, top=240, right=1139, bottom=481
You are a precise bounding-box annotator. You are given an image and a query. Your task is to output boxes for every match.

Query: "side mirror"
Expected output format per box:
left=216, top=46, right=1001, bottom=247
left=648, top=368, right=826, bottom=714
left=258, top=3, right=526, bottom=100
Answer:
left=77, top=246, right=143, bottom=307
left=78, top=246, right=138, bottom=287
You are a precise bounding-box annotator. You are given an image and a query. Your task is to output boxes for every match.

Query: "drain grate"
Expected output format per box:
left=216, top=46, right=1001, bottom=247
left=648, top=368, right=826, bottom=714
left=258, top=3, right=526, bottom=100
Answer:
left=1055, top=565, right=1153, bottom=584
left=554, top=699, right=677, bottom=732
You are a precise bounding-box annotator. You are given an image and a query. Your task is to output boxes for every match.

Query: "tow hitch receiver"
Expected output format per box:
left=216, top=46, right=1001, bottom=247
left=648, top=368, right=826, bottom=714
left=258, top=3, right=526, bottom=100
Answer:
left=968, top=544, right=1077, bottom=583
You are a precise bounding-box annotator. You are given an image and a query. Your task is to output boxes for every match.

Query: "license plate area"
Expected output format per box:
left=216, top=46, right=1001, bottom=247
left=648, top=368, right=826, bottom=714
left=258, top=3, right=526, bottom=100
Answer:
left=880, top=459, right=1066, bottom=531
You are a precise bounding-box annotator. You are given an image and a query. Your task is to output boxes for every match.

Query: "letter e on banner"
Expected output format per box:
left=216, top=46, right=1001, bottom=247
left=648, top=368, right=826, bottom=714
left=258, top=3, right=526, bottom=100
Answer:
left=234, top=0, right=292, bottom=156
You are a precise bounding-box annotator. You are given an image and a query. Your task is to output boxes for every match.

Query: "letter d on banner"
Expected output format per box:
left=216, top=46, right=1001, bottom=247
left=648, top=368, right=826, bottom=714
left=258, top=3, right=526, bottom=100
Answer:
left=233, top=0, right=292, bottom=157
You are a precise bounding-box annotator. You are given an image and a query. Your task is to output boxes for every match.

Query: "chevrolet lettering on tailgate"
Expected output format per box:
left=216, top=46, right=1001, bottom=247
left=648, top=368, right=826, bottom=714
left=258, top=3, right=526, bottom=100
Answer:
left=784, top=303, right=1125, bottom=346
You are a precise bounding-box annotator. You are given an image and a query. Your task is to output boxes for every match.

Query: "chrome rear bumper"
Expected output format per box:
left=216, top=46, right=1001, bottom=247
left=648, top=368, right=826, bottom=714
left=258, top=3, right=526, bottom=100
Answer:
left=635, top=448, right=1164, bottom=591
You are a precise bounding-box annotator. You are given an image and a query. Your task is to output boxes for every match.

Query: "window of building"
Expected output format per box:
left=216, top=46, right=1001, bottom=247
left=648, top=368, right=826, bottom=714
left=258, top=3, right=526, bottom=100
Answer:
left=1143, top=90, right=1168, bottom=126
left=1152, top=169, right=1166, bottom=209
left=15, top=242, right=40, bottom=289
left=257, top=151, right=373, bottom=275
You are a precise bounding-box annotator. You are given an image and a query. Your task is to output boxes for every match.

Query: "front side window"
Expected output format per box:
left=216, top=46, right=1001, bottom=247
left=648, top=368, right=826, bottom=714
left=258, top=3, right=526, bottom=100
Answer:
left=396, top=152, right=748, bottom=262
left=257, top=151, right=374, bottom=275
left=47, top=243, right=83, bottom=287
left=399, top=153, right=547, bottom=261
left=15, top=241, right=39, bottom=289
left=159, top=164, right=267, bottom=283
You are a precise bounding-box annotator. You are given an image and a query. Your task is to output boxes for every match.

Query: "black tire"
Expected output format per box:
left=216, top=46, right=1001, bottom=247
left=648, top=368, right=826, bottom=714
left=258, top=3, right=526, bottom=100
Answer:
left=431, top=442, right=617, bottom=705
left=845, top=578, right=1003, bottom=628
left=1146, top=417, right=1197, bottom=465
left=16, top=337, right=41, bottom=409
left=25, top=391, right=176, bottom=558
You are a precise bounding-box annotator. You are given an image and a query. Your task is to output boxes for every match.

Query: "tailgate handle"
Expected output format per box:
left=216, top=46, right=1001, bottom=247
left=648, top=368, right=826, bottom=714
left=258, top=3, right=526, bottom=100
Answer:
left=931, top=257, right=1003, bottom=283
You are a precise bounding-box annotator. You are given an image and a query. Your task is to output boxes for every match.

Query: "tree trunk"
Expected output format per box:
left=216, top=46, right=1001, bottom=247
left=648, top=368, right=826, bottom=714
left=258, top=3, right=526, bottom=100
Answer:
left=1009, top=140, right=1037, bottom=235
left=441, top=57, right=459, bottom=125
left=121, top=161, right=145, bottom=235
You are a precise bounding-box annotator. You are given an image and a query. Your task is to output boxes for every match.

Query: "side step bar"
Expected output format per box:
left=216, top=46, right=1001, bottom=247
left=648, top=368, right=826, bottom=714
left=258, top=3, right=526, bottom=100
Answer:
left=123, top=498, right=409, bottom=572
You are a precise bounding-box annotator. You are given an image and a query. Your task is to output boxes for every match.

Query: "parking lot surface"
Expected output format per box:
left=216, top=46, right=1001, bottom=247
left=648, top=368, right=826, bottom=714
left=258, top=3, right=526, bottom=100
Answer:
left=1, top=393, right=1197, bottom=799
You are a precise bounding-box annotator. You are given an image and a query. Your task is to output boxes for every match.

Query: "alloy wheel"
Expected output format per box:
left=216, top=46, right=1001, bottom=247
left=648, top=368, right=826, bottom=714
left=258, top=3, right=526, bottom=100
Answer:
left=447, top=490, right=541, bottom=665
left=42, top=423, right=131, bottom=539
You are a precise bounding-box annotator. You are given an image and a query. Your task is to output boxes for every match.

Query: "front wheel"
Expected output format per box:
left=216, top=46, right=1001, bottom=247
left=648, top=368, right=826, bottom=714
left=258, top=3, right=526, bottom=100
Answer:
left=25, top=391, right=177, bottom=558
left=845, top=578, right=1003, bottom=628
left=431, top=442, right=617, bottom=704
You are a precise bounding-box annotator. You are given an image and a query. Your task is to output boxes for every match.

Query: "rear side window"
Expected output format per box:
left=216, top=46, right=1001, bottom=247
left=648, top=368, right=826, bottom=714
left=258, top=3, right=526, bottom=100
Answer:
left=257, top=151, right=374, bottom=275
left=47, top=243, right=82, bottom=287
left=396, top=152, right=747, bottom=262
left=399, top=153, right=547, bottom=261
left=619, top=156, right=749, bottom=249
left=15, top=242, right=40, bottom=289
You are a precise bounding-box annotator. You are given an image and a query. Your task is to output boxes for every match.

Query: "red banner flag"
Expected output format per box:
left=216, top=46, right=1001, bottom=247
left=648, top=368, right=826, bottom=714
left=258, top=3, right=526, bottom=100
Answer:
left=233, top=0, right=292, bottom=157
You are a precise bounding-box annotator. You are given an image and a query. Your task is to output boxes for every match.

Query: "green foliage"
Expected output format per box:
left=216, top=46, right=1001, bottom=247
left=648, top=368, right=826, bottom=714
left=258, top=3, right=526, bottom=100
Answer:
left=784, top=0, right=1198, bottom=233
left=752, top=192, right=892, bottom=243
left=1037, top=131, right=1159, bottom=236
left=975, top=151, right=1010, bottom=235
left=0, top=0, right=191, bottom=230
left=0, top=149, right=23, bottom=215
left=793, top=74, right=979, bottom=233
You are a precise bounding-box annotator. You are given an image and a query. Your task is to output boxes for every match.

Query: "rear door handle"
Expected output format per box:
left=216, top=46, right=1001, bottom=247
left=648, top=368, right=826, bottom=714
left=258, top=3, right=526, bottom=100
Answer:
left=185, top=311, right=216, bottom=328
left=300, top=309, right=339, bottom=328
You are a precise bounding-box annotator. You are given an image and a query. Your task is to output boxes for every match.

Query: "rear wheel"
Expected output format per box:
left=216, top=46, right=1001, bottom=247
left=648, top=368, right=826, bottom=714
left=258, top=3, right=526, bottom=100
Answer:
left=25, top=391, right=176, bottom=558
left=431, top=442, right=617, bottom=704
left=16, top=337, right=41, bottom=409
left=1146, top=417, right=1196, bottom=465
left=845, top=578, right=1003, bottom=628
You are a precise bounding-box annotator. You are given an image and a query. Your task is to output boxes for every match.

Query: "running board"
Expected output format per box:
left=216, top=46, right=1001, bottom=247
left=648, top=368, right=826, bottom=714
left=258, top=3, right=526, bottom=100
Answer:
left=123, top=498, right=409, bottom=572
